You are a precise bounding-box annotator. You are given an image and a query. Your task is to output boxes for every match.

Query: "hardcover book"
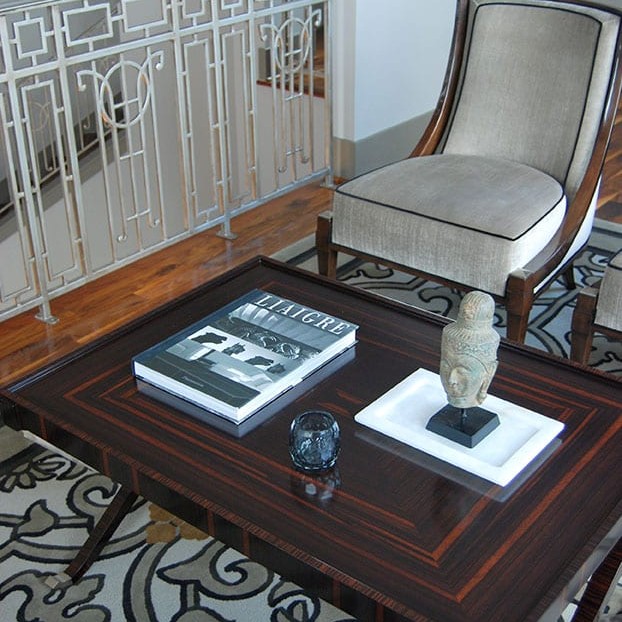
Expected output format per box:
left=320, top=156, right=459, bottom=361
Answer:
left=132, top=289, right=358, bottom=424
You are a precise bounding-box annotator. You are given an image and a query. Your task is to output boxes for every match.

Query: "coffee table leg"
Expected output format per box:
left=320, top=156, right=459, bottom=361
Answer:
left=572, top=537, right=622, bottom=622
left=44, top=486, right=138, bottom=589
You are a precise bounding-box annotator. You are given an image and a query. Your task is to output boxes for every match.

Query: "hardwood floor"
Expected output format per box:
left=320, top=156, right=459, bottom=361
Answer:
left=0, top=182, right=333, bottom=386
left=1, top=110, right=621, bottom=387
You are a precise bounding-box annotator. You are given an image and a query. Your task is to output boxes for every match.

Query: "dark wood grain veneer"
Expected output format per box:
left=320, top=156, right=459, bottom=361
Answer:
left=1, top=257, right=620, bottom=622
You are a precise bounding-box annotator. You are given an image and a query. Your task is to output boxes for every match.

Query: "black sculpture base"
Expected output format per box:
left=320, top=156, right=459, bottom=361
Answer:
left=426, top=404, right=500, bottom=448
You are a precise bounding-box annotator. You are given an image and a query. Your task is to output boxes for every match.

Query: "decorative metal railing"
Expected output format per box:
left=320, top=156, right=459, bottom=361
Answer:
left=0, top=0, right=330, bottom=323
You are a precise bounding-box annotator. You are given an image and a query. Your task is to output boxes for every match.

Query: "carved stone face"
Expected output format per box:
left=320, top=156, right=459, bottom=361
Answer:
left=439, top=291, right=500, bottom=410
left=439, top=350, right=497, bottom=409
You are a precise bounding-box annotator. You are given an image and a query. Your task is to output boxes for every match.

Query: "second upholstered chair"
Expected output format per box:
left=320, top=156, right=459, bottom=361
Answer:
left=316, top=0, right=622, bottom=343
left=570, top=249, right=622, bottom=365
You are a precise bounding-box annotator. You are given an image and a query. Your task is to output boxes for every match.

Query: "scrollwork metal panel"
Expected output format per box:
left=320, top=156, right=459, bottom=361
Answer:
left=0, top=0, right=329, bottom=323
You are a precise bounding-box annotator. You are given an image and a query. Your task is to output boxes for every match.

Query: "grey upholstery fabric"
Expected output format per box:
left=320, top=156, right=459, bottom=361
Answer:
left=443, top=1, right=620, bottom=204
left=595, top=251, right=622, bottom=332
left=333, top=154, right=565, bottom=295
left=330, top=0, right=620, bottom=299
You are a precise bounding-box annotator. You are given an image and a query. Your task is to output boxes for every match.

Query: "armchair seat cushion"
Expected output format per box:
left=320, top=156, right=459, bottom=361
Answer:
left=595, top=250, right=622, bottom=331
left=332, top=154, right=566, bottom=296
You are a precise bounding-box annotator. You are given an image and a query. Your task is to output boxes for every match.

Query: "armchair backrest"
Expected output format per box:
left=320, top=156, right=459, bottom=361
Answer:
left=438, top=0, right=621, bottom=204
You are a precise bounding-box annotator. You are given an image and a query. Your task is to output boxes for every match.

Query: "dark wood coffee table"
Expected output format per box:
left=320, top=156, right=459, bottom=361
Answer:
left=1, top=257, right=620, bottom=622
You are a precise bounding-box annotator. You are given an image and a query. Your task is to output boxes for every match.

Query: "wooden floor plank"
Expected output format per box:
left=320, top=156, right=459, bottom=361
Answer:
left=0, top=182, right=332, bottom=386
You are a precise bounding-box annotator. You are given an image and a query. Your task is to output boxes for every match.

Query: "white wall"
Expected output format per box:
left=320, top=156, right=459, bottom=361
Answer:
left=332, top=0, right=455, bottom=143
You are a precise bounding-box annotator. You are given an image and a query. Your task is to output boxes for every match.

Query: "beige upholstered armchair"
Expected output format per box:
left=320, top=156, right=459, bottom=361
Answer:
left=570, top=249, right=622, bottom=364
left=317, top=0, right=622, bottom=343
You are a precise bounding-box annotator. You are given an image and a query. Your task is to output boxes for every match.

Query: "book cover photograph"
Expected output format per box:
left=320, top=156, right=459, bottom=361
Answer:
left=132, top=290, right=358, bottom=423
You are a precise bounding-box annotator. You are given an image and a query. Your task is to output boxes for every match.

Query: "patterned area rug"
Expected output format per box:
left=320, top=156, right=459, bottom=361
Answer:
left=0, top=428, right=355, bottom=622
left=274, top=218, right=622, bottom=375
left=1, top=219, right=620, bottom=621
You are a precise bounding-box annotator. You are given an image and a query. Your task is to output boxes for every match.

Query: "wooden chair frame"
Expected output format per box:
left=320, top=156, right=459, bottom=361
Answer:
left=570, top=278, right=622, bottom=364
left=317, top=0, right=622, bottom=343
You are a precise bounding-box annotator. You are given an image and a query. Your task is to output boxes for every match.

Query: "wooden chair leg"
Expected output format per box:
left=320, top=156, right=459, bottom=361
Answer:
left=562, top=263, right=577, bottom=290
left=316, top=210, right=338, bottom=278
left=506, top=275, right=533, bottom=343
left=570, top=284, right=599, bottom=364
left=506, top=309, right=530, bottom=343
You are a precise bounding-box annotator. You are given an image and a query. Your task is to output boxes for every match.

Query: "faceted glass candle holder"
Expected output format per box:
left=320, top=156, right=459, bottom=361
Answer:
left=289, top=410, right=340, bottom=472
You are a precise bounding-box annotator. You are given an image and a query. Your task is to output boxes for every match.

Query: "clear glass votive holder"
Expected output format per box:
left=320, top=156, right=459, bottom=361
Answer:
left=289, top=410, right=340, bottom=472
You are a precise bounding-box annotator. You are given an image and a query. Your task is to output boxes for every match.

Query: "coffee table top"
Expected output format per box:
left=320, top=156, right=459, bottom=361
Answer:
left=3, top=257, right=621, bottom=622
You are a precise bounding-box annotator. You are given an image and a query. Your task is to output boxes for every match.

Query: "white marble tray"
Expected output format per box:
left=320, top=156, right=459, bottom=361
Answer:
left=354, top=368, right=564, bottom=486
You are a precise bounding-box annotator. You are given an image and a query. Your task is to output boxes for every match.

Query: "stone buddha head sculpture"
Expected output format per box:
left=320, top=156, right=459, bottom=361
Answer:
left=439, top=291, right=500, bottom=410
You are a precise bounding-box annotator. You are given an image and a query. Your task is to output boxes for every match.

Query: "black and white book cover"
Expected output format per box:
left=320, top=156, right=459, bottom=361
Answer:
left=132, top=290, right=358, bottom=423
